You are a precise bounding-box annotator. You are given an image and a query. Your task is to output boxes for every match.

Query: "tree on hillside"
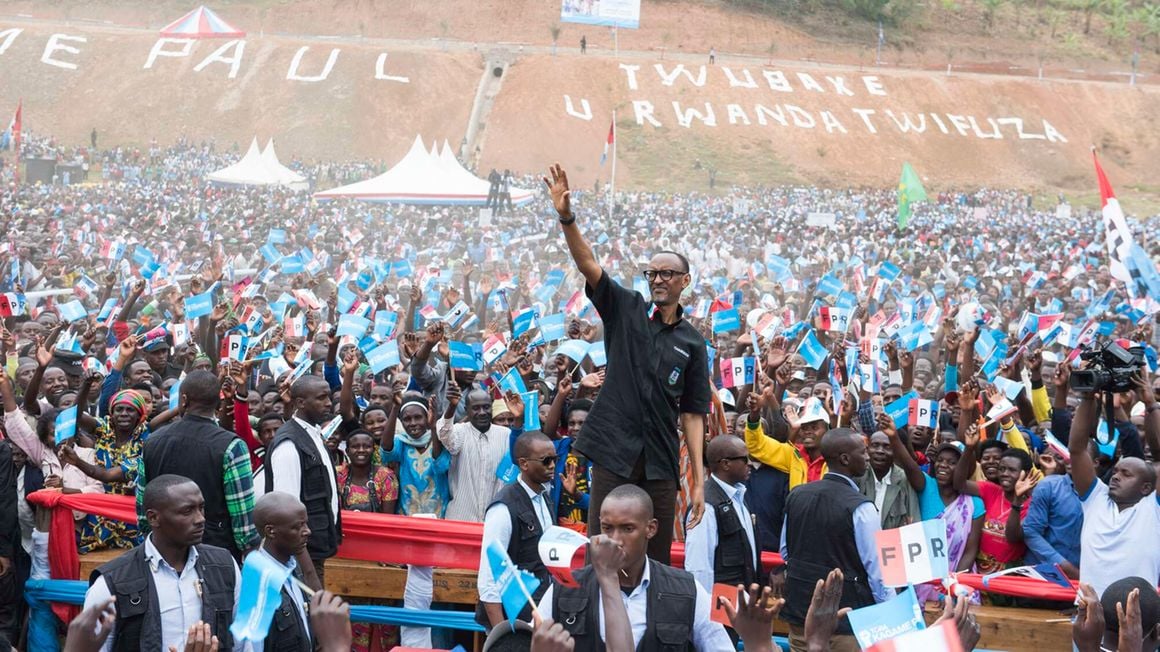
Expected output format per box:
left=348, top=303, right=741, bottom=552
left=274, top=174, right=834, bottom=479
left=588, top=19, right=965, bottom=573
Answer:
left=1072, top=0, right=1101, bottom=34
left=1102, top=0, right=1130, bottom=44
left=981, top=0, right=1005, bottom=31
left=550, top=24, right=562, bottom=55
left=1137, top=3, right=1160, bottom=52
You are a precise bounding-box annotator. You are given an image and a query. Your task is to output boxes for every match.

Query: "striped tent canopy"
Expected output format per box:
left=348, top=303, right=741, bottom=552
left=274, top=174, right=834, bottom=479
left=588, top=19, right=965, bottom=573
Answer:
left=159, top=6, right=245, bottom=39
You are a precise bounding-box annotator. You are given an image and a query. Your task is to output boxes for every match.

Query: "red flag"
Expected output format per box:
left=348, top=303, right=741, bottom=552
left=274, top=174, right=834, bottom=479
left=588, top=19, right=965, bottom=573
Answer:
left=600, top=120, right=614, bottom=166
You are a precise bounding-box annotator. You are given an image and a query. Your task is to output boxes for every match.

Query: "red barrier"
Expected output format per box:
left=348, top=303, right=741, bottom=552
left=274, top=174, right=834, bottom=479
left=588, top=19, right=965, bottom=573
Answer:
left=953, top=573, right=1079, bottom=602
left=27, top=490, right=784, bottom=576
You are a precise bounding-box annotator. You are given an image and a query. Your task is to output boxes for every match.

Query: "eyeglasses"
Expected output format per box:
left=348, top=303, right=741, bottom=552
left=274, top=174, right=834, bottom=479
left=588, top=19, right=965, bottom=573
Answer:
left=719, top=455, right=749, bottom=464
left=525, top=455, right=558, bottom=467
left=643, top=269, right=686, bottom=282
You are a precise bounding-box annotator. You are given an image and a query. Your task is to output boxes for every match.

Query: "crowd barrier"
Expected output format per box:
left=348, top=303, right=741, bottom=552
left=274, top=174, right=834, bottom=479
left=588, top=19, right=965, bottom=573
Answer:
left=27, top=490, right=1086, bottom=620
left=22, top=578, right=487, bottom=652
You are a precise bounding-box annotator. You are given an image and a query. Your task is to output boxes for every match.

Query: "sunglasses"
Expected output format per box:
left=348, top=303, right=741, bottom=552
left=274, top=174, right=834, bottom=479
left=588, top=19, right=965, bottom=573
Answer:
left=524, top=455, right=559, bottom=467
left=719, top=455, right=749, bottom=463
left=642, top=269, right=686, bottom=282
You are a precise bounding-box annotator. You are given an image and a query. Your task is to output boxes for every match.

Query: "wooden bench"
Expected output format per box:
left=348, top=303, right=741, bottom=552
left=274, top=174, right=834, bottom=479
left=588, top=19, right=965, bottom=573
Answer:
left=79, top=551, right=480, bottom=604
left=80, top=552, right=1072, bottom=651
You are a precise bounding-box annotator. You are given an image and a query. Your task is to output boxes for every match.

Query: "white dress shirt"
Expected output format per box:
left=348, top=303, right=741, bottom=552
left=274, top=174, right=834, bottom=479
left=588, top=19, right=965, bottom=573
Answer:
left=269, top=416, right=339, bottom=520
left=83, top=535, right=241, bottom=652
left=257, top=545, right=310, bottom=641
left=436, top=417, right=510, bottom=523
left=683, top=473, right=757, bottom=591
left=872, top=470, right=892, bottom=514
left=779, top=472, right=893, bottom=603
left=539, top=561, right=733, bottom=650
left=477, top=477, right=552, bottom=603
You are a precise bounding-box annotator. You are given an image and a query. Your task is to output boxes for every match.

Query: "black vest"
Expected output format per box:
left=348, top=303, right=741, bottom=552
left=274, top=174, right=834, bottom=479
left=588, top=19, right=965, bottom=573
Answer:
left=475, top=480, right=552, bottom=628
left=553, top=560, right=697, bottom=651
left=90, top=543, right=236, bottom=652
left=143, top=417, right=239, bottom=557
left=263, top=586, right=312, bottom=652
left=781, top=474, right=876, bottom=632
left=265, top=421, right=341, bottom=559
left=703, top=477, right=760, bottom=588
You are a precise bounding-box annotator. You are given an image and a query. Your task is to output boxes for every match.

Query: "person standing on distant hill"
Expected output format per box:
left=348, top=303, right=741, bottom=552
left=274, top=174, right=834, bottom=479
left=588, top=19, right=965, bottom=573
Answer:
left=543, top=163, right=711, bottom=565
left=580, top=35, right=587, bottom=54
left=90, top=128, right=97, bottom=150
left=709, top=47, right=716, bottom=64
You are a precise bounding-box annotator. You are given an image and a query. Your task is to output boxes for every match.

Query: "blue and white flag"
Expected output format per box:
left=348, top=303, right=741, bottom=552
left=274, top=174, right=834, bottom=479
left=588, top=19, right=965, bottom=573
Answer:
left=484, top=540, right=542, bottom=626
left=797, top=329, right=828, bottom=370
left=230, top=551, right=294, bottom=644
left=54, top=406, right=78, bottom=444
left=847, top=585, right=925, bottom=649
left=366, top=340, right=400, bottom=374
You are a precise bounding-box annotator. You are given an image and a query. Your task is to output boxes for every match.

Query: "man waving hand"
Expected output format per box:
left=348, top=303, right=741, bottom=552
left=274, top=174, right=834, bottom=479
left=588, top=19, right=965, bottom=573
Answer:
left=543, top=163, right=710, bottom=563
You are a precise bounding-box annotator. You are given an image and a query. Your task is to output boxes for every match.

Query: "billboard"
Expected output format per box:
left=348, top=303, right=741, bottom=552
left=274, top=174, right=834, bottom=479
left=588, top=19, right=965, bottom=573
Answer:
left=561, top=0, right=641, bottom=28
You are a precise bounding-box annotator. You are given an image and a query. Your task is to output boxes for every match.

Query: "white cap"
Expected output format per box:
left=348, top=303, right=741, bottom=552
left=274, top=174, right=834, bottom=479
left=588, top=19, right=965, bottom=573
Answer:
left=798, top=397, right=829, bottom=425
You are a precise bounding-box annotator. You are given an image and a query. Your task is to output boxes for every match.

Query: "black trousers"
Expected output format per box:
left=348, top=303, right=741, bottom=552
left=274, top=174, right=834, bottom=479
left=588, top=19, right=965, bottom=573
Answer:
left=587, top=455, right=678, bottom=565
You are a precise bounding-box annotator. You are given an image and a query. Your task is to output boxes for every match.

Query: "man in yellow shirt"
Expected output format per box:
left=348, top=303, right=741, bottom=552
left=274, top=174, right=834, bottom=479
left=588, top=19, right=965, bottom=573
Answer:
left=744, top=380, right=829, bottom=489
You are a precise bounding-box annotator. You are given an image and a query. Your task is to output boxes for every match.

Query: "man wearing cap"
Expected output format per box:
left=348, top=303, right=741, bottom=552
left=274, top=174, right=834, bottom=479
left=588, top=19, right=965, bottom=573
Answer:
left=545, top=165, right=712, bottom=563
left=744, top=385, right=830, bottom=489
left=141, top=336, right=182, bottom=383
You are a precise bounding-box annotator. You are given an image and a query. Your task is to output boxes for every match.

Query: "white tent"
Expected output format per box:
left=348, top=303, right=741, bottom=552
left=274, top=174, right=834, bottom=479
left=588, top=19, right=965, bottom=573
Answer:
left=313, top=136, right=534, bottom=206
left=206, top=137, right=307, bottom=189
left=260, top=139, right=308, bottom=190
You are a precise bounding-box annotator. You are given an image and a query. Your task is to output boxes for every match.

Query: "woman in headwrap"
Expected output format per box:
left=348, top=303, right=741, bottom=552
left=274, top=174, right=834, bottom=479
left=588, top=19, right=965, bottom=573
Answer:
left=60, top=389, right=151, bottom=552
left=380, top=391, right=451, bottom=517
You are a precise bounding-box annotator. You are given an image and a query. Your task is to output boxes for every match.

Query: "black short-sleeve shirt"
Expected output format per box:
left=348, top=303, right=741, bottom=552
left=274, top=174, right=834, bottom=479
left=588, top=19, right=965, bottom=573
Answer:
left=573, top=270, right=711, bottom=481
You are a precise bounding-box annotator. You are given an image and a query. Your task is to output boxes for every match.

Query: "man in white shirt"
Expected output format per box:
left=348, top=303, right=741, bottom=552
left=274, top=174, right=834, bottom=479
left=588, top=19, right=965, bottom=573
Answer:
left=253, top=492, right=312, bottom=650
left=684, top=435, right=759, bottom=592
left=437, top=383, right=518, bottom=523
left=477, top=431, right=557, bottom=629
left=84, top=475, right=240, bottom=652
left=1070, top=391, right=1160, bottom=598
left=540, top=485, right=733, bottom=651
left=266, top=376, right=338, bottom=586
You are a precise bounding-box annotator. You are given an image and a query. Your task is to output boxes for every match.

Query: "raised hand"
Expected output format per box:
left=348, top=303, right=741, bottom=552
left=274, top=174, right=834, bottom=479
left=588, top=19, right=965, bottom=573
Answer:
left=721, top=584, right=784, bottom=652
left=580, top=370, right=605, bottom=390
left=875, top=412, right=896, bottom=439
left=1117, top=587, right=1144, bottom=652
left=542, top=163, right=573, bottom=219
left=958, top=379, right=980, bottom=412
left=504, top=390, right=525, bottom=420
left=804, top=569, right=850, bottom=652
left=425, top=322, right=446, bottom=346
left=1014, top=470, right=1038, bottom=499
left=764, top=335, right=789, bottom=372
left=963, top=422, right=981, bottom=447
left=1073, top=583, right=1105, bottom=652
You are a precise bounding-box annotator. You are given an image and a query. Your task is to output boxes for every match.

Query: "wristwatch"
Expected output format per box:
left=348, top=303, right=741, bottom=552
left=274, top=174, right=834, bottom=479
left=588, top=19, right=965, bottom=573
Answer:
left=1147, top=402, right=1160, bottom=414
left=558, top=212, right=576, bottom=226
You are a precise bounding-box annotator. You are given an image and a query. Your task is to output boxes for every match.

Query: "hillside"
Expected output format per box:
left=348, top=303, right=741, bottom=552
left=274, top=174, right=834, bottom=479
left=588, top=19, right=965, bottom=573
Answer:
left=0, top=0, right=1158, bottom=207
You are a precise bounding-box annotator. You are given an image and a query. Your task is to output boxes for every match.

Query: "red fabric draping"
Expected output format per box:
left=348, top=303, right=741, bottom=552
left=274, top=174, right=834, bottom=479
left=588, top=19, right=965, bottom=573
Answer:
left=953, top=573, right=1079, bottom=602
left=27, top=490, right=786, bottom=575
left=26, top=490, right=139, bottom=621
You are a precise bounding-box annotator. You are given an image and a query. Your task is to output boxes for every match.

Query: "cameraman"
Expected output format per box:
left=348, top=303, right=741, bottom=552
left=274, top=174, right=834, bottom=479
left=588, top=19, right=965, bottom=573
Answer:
left=1067, top=367, right=1160, bottom=598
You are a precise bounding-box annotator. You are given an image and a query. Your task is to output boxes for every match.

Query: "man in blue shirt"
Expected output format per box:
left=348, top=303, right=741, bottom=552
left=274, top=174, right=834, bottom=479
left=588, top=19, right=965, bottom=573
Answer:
left=1021, top=462, right=1083, bottom=578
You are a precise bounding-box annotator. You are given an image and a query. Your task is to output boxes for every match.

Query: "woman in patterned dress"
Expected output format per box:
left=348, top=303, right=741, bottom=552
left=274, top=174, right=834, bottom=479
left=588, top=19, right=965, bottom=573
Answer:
left=336, top=430, right=400, bottom=651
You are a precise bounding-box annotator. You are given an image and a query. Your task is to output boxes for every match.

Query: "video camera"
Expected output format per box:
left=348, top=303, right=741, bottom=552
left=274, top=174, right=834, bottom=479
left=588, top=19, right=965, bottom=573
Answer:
left=1069, top=340, right=1145, bottom=394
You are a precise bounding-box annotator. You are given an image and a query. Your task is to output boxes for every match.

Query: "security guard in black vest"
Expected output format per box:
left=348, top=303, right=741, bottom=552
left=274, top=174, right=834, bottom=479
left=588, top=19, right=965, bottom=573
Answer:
left=540, top=485, right=733, bottom=651
left=252, top=492, right=313, bottom=651
left=684, top=435, right=762, bottom=592
left=84, top=475, right=239, bottom=652
left=477, top=431, right=557, bottom=629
